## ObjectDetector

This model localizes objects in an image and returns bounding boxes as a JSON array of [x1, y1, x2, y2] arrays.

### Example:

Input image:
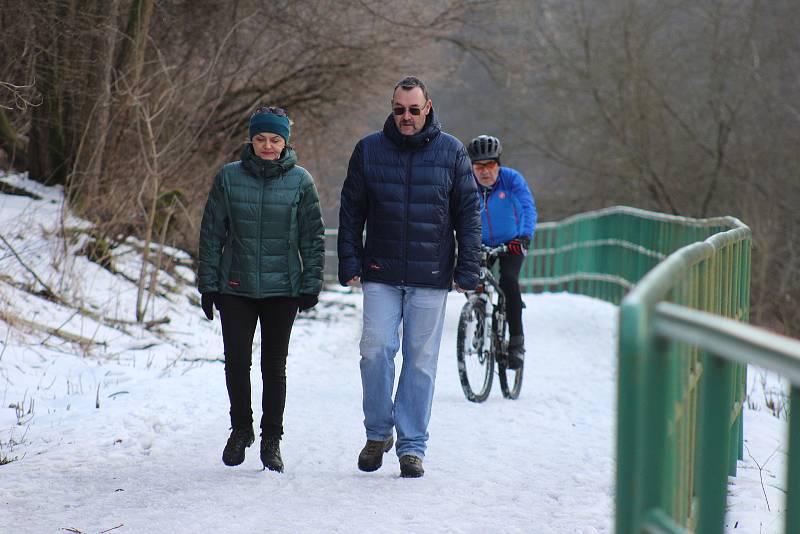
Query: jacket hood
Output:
[[382, 107, 442, 148], [240, 143, 297, 180]]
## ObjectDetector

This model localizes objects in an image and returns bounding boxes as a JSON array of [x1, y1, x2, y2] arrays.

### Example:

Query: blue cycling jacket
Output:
[[478, 166, 537, 246]]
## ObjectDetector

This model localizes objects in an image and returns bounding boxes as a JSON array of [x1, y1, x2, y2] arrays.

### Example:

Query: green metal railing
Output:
[[612, 216, 751, 534], [324, 205, 800, 532], [522, 206, 800, 533], [516, 206, 751, 531], [521, 206, 735, 304]]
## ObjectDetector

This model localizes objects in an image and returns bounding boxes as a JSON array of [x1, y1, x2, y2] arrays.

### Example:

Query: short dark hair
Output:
[[393, 75, 429, 101]]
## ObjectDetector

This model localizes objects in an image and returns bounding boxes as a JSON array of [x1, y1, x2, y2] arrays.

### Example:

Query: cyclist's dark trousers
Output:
[[218, 294, 298, 438], [499, 253, 525, 338]]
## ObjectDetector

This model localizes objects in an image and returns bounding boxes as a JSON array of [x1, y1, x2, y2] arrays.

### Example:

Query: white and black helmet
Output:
[[467, 135, 502, 162]]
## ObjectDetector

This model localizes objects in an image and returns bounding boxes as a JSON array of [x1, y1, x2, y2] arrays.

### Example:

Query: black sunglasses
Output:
[[392, 105, 425, 116], [252, 106, 287, 117]]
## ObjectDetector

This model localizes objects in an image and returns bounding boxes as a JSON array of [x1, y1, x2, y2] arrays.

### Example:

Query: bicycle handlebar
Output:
[[481, 244, 508, 260]]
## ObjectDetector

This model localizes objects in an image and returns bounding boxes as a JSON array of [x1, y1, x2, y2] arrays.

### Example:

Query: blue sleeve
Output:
[[337, 142, 367, 285], [509, 168, 537, 238]]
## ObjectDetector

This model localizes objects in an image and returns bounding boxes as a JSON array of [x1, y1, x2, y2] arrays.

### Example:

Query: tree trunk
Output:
[[71, 0, 121, 204], [27, 0, 75, 186], [115, 0, 155, 90], [0, 109, 28, 170]]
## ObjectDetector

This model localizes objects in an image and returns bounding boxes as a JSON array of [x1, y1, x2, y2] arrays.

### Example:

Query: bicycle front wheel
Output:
[[456, 297, 494, 402]]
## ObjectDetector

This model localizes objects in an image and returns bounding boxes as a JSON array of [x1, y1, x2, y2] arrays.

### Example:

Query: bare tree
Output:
[[475, 0, 800, 334], [1, 0, 497, 321]]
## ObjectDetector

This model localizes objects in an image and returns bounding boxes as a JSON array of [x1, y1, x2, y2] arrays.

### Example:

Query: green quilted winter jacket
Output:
[[198, 144, 325, 298]]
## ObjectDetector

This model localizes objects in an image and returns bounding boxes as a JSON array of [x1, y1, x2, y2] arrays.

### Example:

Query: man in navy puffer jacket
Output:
[[338, 76, 481, 478]]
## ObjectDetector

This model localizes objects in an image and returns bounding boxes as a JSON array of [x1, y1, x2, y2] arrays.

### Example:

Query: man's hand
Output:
[[201, 292, 219, 320], [507, 236, 530, 256], [453, 282, 467, 293], [347, 276, 361, 286]]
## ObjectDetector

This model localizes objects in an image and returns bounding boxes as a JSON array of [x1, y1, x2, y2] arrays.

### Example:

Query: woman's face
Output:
[[251, 132, 286, 160]]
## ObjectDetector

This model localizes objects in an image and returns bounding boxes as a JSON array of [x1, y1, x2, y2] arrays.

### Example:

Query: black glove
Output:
[[201, 292, 219, 320], [507, 236, 530, 256], [298, 293, 319, 312]]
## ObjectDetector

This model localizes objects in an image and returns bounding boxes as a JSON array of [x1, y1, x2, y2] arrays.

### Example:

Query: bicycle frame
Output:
[[471, 245, 509, 358]]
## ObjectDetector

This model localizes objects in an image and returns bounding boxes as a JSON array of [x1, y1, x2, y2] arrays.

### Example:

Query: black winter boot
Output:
[[507, 335, 525, 370], [260, 436, 284, 473], [222, 427, 255, 466], [358, 435, 394, 472]]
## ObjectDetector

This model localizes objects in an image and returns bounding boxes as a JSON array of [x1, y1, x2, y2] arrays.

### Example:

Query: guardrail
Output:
[[613, 217, 751, 533], [639, 303, 800, 533]]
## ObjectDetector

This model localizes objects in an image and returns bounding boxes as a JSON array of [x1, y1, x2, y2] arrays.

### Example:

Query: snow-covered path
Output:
[[2, 292, 618, 534]]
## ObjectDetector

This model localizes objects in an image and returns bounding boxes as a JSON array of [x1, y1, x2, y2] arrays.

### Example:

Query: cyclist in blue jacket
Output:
[[467, 135, 537, 369]]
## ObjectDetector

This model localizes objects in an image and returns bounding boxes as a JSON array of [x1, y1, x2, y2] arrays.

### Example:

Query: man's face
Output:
[[472, 159, 500, 187], [391, 87, 431, 136]]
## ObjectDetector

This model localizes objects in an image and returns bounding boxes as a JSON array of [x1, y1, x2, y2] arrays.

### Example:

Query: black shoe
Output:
[[358, 435, 394, 472], [507, 335, 525, 370], [399, 455, 424, 478], [507, 346, 524, 370], [222, 427, 255, 466], [260, 436, 284, 473]]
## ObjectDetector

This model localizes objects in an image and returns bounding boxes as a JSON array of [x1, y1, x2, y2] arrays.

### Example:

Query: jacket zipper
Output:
[[402, 151, 413, 285], [483, 187, 494, 245], [257, 168, 265, 295]]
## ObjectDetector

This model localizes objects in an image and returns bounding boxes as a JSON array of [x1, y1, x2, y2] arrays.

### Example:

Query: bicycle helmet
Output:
[[467, 135, 502, 162]]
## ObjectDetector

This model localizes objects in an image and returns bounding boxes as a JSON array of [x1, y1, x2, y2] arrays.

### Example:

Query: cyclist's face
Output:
[[472, 159, 500, 187]]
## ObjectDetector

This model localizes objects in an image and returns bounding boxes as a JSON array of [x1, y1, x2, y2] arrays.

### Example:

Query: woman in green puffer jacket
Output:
[[198, 106, 325, 473]]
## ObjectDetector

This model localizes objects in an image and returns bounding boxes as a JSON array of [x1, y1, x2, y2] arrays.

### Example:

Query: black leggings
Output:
[[218, 294, 298, 438], [498, 253, 525, 338]]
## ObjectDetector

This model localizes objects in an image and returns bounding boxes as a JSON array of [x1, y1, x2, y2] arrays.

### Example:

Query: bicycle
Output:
[[456, 244, 524, 402]]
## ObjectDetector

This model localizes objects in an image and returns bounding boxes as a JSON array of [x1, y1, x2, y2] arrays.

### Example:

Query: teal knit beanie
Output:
[[249, 112, 291, 142]]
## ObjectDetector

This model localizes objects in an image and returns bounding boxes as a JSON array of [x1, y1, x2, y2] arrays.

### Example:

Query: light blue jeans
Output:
[[360, 282, 449, 459]]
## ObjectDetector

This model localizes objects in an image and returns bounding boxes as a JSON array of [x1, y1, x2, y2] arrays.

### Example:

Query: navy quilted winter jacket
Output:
[[337, 110, 481, 290]]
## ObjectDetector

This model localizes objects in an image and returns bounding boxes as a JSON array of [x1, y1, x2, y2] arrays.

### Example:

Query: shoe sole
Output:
[[357, 436, 394, 472], [263, 462, 284, 473]]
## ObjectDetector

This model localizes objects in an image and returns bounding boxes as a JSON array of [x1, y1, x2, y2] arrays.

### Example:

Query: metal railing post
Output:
[[787, 386, 800, 532], [694, 351, 731, 534]]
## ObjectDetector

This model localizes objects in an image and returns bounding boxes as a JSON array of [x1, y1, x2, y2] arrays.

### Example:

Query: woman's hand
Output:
[[299, 294, 319, 312], [201, 292, 219, 320]]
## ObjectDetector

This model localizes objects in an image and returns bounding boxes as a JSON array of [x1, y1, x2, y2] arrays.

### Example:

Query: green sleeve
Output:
[[198, 169, 227, 293], [297, 175, 325, 295]]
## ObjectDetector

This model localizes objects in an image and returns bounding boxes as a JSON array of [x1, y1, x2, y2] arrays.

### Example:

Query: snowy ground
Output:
[[0, 173, 789, 533]]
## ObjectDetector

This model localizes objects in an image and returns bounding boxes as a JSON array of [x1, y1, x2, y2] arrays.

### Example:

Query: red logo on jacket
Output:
[[498, 191, 507, 199], [228, 280, 241, 288], [368, 262, 381, 271]]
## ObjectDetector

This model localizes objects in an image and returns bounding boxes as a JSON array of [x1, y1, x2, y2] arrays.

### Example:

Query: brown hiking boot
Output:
[[357, 435, 394, 472], [399, 455, 424, 478]]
